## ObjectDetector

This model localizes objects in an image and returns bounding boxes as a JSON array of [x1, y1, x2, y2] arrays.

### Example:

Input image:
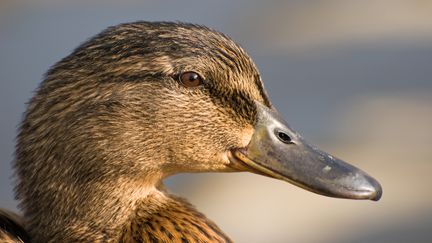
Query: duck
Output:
[[0, 21, 382, 242]]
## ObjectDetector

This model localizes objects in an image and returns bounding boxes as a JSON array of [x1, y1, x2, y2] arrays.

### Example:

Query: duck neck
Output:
[[26, 176, 233, 242], [25, 174, 164, 242]]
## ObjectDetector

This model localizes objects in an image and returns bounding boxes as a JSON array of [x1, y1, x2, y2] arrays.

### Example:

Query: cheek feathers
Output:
[[238, 125, 254, 148]]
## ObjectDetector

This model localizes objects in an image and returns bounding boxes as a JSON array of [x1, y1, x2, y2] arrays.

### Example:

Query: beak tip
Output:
[[345, 173, 382, 201], [370, 182, 383, 201], [364, 177, 383, 201]]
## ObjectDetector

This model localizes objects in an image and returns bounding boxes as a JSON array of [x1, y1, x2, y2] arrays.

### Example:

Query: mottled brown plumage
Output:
[[2, 21, 269, 242], [121, 191, 231, 242], [1, 20, 382, 242], [0, 210, 28, 242]]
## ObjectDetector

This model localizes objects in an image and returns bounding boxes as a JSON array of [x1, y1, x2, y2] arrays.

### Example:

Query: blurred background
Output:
[[1, 0, 431, 242]]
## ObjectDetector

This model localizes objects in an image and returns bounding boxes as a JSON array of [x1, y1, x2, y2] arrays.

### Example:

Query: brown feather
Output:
[[10, 21, 270, 242], [121, 192, 232, 243], [0, 209, 28, 242]]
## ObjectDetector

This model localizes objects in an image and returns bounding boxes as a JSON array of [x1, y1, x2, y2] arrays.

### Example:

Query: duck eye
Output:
[[179, 71, 203, 87]]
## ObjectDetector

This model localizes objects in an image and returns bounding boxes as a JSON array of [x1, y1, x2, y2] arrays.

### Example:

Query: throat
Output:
[[26, 179, 160, 242], [26, 178, 232, 242], [70, 183, 160, 241]]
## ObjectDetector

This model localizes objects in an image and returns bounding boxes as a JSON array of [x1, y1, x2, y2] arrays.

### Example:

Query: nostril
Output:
[[276, 131, 293, 144]]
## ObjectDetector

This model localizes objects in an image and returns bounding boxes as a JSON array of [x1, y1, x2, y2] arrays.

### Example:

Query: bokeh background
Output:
[[1, 1, 431, 242]]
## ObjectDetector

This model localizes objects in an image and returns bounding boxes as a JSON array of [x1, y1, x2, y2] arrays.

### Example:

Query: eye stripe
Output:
[[206, 84, 257, 124]]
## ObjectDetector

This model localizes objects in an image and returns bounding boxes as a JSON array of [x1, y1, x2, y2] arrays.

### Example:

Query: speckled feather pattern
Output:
[[0, 210, 28, 242], [121, 192, 232, 243], [3, 21, 271, 242]]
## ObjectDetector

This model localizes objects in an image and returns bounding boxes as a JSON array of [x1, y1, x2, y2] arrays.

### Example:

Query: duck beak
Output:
[[229, 103, 382, 201]]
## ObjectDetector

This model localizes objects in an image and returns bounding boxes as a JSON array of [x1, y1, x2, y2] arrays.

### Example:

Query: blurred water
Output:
[[1, 1, 431, 242]]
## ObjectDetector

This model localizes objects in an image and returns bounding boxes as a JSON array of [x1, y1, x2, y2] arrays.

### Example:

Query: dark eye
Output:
[[276, 130, 293, 144], [179, 71, 203, 87]]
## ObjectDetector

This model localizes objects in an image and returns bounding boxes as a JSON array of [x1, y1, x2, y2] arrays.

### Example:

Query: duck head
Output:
[[16, 22, 381, 228]]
